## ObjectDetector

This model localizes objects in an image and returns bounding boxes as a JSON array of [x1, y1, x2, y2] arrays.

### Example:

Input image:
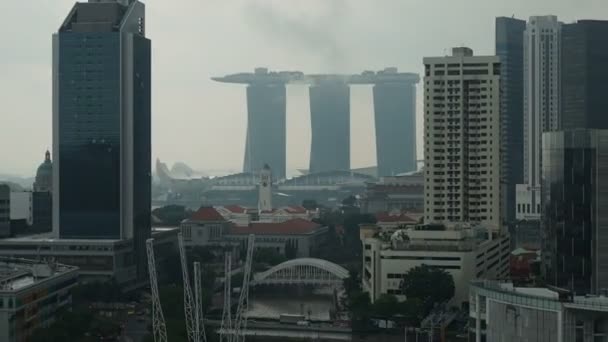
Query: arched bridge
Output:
[[252, 258, 349, 287]]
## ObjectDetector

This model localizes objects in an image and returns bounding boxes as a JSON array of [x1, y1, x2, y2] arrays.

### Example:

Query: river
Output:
[[246, 288, 337, 321]]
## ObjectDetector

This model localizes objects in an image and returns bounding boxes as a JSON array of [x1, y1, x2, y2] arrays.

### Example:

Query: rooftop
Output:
[[223, 205, 247, 214], [189, 207, 226, 222], [0, 257, 78, 293], [375, 211, 418, 224], [213, 68, 419, 85], [230, 219, 323, 236]]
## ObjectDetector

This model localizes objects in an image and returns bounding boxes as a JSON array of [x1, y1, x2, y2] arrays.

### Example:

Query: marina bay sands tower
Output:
[[309, 79, 351, 173], [213, 68, 292, 179], [214, 68, 419, 179]]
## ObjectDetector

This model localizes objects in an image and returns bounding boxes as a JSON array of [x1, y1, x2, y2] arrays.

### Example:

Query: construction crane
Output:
[[231, 234, 255, 342], [193, 261, 207, 342], [178, 233, 197, 342], [220, 253, 232, 342], [146, 238, 168, 342]]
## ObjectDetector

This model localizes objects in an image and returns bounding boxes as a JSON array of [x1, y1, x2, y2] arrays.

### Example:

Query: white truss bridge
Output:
[[251, 258, 349, 287]]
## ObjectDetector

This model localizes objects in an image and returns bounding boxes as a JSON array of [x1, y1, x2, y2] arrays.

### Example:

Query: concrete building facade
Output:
[[470, 280, 608, 342], [360, 171, 424, 214], [0, 228, 177, 286], [516, 15, 562, 221], [0, 258, 79, 342], [423, 47, 502, 232], [181, 207, 328, 258], [361, 224, 510, 305]]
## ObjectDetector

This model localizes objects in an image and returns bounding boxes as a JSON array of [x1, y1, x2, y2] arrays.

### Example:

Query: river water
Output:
[[246, 291, 336, 321]]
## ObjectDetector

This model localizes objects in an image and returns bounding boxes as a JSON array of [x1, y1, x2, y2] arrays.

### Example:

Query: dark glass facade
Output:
[[54, 0, 151, 279], [496, 17, 526, 224], [542, 130, 608, 294], [58, 33, 122, 239], [373, 82, 417, 177], [561, 20, 608, 130], [244, 85, 287, 179], [33, 192, 53, 232], [309, 83, 350, 173], [132, 35, 152, 280]]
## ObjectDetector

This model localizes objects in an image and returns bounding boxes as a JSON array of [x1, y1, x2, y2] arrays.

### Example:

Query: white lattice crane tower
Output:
[[232, 234, 255, 342], [178, 233, 197, 342], [220, 252, 232, 342], [146, 238, 168, 342]]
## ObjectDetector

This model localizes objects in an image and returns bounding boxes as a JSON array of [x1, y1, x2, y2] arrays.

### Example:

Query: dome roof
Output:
[[34, 151, 52, 192], [36, 151, 53, 177]]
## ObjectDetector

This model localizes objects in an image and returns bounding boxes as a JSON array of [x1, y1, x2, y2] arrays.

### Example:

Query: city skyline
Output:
[[1, 0, 607, 176]]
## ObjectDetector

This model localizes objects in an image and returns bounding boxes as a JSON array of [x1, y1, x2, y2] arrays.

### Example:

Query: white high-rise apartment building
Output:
[[423, 48, 502, 233], [516, 16, 561, 220]]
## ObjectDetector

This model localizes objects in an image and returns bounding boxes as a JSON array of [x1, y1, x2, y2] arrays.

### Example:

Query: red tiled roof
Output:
[[225, 205, 247, 214], [375, 212, 417, 223], [284, 206, 307, 214], [190, 207, 225, 222], [229, 219, 321, 235]]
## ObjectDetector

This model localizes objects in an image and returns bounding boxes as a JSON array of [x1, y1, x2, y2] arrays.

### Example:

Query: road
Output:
[[120, 305, 150, 342]]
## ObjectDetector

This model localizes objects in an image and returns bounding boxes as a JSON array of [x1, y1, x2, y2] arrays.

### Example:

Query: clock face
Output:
[[262, 182, 268, 187]]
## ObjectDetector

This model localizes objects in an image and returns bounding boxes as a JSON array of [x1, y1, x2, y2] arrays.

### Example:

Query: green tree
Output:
[[254, 247, 286, 266], [302, 199, 319, 210], [343, 269, 361, 294], [372, 294, 400, 317], [400, 265, 455, 315], [152, 205, 192, 226], [342, 213, 376, 261]]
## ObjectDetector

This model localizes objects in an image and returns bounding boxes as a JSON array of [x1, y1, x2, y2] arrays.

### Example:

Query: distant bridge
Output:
[[251, 258, 349, 287]]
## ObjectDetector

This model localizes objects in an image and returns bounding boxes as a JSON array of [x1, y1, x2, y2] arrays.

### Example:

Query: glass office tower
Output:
[[53, 0, 151, 278], [496, 17, 526, 224], [542, 130, 608, 294]]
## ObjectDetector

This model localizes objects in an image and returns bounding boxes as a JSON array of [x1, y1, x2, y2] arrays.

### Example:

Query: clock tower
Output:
[[258, 164, 273, 213]]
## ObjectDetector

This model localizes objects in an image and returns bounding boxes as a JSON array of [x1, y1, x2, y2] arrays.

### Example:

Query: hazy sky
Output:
[[0, 0, 606, 176]]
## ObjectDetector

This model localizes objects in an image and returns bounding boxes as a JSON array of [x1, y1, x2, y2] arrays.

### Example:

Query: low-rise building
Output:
[[374, 211, 420, 230], [0, 228, 178, 286], [9, 191, 32, 227], [181, 207, 328, 258], [258, 206, 318, 223], [470, 280, 608, 342], [0, 257, 78, 342], [361, 224, 510, 305], [361, 171, 424, 214]]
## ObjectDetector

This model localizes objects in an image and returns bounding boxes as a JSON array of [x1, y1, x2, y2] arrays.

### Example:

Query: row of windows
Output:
[[381, 256, 461, 261], [517, 203, 540, 214]]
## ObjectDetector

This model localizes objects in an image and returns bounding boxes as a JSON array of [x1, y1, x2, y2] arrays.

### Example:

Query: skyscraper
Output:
[[423, 48, 502, 233], [372, 69, 419, 177], [0, 185, 9, 238], [309, 81, 350, 173], [495, 17, 525, 224], [244, 81, 287, 180], [561, 20, 608, 130], [53, 0, 151, 277], [516, 16, 561, 221], [542, 129, 608, 294]]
